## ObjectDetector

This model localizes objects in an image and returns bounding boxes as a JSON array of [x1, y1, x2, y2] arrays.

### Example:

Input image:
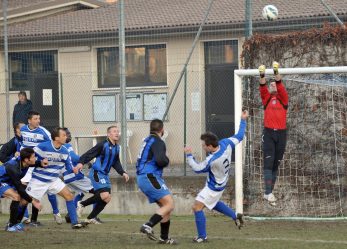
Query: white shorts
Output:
[[196, 186, 224, 210], [21, 167, 34, 183], [67, 178, 93, 194], [26, 178, 66, 201]]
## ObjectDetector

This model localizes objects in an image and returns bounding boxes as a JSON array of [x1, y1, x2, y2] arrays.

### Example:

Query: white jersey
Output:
[[20, 125, 51, 148], [187, 119, 246, 191], [32, 141, 73, 183]]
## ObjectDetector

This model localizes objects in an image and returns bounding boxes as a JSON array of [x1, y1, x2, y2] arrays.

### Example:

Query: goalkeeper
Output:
[[258, 62, 288, 206]]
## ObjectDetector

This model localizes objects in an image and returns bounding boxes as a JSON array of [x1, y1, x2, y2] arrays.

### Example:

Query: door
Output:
[[9, 51, 59, 131], [30, 73, 59, 131], [205, 64, 237, 139]]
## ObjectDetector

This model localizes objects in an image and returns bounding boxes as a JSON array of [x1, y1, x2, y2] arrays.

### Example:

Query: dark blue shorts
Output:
[[89, 168, 111, 191], [137, 174, 171, 203], [0, 182, 14, 198]]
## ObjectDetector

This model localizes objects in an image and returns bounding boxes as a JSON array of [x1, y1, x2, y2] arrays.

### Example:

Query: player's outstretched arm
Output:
[[226, 110, 248, 147], [273, 61, 288, 104], [273, 61, 281, 82], [184, 146, 211, 173], [259, 65, 266, 85]]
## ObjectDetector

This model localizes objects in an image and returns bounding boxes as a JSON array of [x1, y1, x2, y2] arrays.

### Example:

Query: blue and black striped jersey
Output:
[[78, 139, 125, 176], [136, 134, 169, 176]]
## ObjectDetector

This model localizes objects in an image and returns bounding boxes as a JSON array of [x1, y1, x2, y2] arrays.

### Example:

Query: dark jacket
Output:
[[13, 99, 33, 124], [0, 136, 22, 163], [0, 158, 35, 203]]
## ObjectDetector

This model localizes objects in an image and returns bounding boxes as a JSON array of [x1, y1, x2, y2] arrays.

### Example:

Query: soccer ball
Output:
[[262, 5, 278, 21]]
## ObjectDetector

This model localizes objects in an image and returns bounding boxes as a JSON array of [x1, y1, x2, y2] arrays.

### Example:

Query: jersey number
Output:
[[223, 159, 230, 174]]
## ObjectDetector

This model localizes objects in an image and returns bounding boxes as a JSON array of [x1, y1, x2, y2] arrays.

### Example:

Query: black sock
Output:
[[16, 205, 27, 223], [81, 193, 102, 207], [146, 213, 163, 228], [87, 200, 107, 219], [160, 220, 170, 240], [31, 206, 39, 222], [9, 201, 20, 226]]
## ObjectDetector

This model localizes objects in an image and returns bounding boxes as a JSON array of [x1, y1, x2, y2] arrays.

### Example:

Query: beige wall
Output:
[[0, 33, 242, 165]]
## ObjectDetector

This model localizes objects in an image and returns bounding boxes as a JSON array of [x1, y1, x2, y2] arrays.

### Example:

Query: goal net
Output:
[[235, 67, 347, 218]]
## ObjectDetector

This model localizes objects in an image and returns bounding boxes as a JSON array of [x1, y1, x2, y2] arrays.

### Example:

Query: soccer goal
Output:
[[234, 66, 347, 218]]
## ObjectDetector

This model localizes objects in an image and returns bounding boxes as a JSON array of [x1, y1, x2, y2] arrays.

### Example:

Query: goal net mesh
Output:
[[242, 72, 347, 217]]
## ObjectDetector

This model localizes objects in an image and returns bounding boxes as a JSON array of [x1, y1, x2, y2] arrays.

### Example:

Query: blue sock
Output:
[[194, 210, 207, 239], [74, 193, 85, 208], [47, 194, 59, 214], [18, 205, 29, 219], [24, 207, 29, 218], [66, 200, 78, 225], [213, 201, 236, 220]]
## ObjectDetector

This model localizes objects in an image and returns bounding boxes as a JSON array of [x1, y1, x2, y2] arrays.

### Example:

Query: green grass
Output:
[[1, 214, 347, 249]]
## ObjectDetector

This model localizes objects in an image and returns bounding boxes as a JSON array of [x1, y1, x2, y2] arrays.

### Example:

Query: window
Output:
[[9, 51, 57, 91], [97, 44, 167, 88], [204, 40, 238, 65]]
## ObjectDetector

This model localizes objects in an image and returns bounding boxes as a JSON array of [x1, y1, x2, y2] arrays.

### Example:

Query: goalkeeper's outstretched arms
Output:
[[273, 61, 288, 105], [259, 64, 266, 85], [259, 64, 270, 105]]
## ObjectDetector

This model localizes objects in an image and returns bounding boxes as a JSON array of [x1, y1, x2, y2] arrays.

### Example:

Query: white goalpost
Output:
[[234, 66, 347, 216]]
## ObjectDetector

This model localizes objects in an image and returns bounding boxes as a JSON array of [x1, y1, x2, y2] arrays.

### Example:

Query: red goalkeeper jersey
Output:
[[259, 80, 288, 130]]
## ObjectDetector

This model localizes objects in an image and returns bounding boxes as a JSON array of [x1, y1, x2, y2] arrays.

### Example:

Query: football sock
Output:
[[47, 194, 59, 214], [194, 210, 207, 239], [31, 206, 39, 222], [271, 169, 278, 192], [24, 206, 29, 218], [74, 193, 85, 208], [66, 200, 78, 225], [80, 193, 101, 207], [264, 169, 273, 195], [9, 201, 20, 226], [87, 200, 107, 219], [213, 201, 236, 220], [16, 205, 27, 223], [160, 220, 170, 240], [145, 213, 163, 227]]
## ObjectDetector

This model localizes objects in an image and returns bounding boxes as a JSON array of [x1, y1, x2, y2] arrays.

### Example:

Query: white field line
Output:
[[25, 228, 347, 245]]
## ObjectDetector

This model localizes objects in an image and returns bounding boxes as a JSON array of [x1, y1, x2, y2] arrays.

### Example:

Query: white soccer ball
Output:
[[262, 5, 278, 21]]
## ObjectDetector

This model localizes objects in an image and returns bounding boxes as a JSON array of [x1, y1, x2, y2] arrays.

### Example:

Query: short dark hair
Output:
[[107, 125, 118, 133], [51, 127, 65, 141], [13, 122, 24, 134], [20, 147, 35, 161], [28, 110, 40, 120], [62, 127, 72, 143], [18, 91, 27, 97], [150, 119, 163, 133], [200, 132, 219, 148]]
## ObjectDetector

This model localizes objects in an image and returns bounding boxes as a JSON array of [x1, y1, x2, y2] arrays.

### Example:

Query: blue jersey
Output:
[[186, 119, 247, 191], [136, 134, 169, 176], [0, 158, 33, 202], [0, 164, 11, 183], [20, 125, 51, 148], [0, 136, 23, 163], [62, 143, 84, 183], [33, 141, 73, 182], [79, 140, 125, 176]]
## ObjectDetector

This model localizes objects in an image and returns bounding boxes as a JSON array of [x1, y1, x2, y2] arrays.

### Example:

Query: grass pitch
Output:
[[0, 214, 347, 249]]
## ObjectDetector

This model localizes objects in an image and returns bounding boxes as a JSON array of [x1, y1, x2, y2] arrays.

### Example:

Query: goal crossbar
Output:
[[233, 66, 347, 214]]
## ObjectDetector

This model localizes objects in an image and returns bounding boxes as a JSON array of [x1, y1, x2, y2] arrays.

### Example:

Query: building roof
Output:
[[2, 0, 347, 39], [0, 0, 105, 20]]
